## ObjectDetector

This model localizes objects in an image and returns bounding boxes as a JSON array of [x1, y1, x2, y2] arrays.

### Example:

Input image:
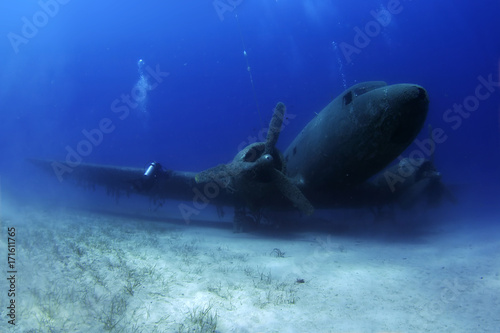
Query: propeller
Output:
[[196, 102, 314, 215], [393, 125, 456, 209]]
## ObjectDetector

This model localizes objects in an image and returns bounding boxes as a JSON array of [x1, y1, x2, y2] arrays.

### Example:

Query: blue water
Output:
[[1, 1, 499, 214], [1, 2, 500, 331]]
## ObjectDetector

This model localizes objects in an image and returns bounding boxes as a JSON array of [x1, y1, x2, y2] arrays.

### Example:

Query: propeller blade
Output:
[[271, 169, 314, 215], [265, 102, 286, 155]]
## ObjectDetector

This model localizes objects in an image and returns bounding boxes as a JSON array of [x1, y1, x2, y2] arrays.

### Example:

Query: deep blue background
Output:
[[1, 0, 499, 217]]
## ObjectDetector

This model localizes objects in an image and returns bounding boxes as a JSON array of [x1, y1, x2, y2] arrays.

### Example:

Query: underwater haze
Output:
[[0, 0, 499, 332]]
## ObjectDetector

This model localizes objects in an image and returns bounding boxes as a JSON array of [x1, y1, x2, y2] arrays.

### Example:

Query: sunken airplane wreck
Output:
[[31, 81, 450, 231]]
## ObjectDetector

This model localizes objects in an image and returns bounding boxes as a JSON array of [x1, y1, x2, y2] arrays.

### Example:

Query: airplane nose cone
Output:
[[387, 84, 429, 145], [418, 87, 427, 100]]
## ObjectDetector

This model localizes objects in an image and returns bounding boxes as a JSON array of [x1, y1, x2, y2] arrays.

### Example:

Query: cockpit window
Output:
[[343, 91, 353, 105]]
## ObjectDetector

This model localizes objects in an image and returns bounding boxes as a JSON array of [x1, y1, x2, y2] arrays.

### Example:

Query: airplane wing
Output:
[[29, 158, 202, 202]]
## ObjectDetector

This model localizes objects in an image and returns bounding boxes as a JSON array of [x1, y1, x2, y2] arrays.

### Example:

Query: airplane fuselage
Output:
[[284, 81, 429, 192]]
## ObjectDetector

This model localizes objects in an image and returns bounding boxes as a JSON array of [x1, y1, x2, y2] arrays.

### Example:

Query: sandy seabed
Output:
[[0, 202, 499, 333]]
